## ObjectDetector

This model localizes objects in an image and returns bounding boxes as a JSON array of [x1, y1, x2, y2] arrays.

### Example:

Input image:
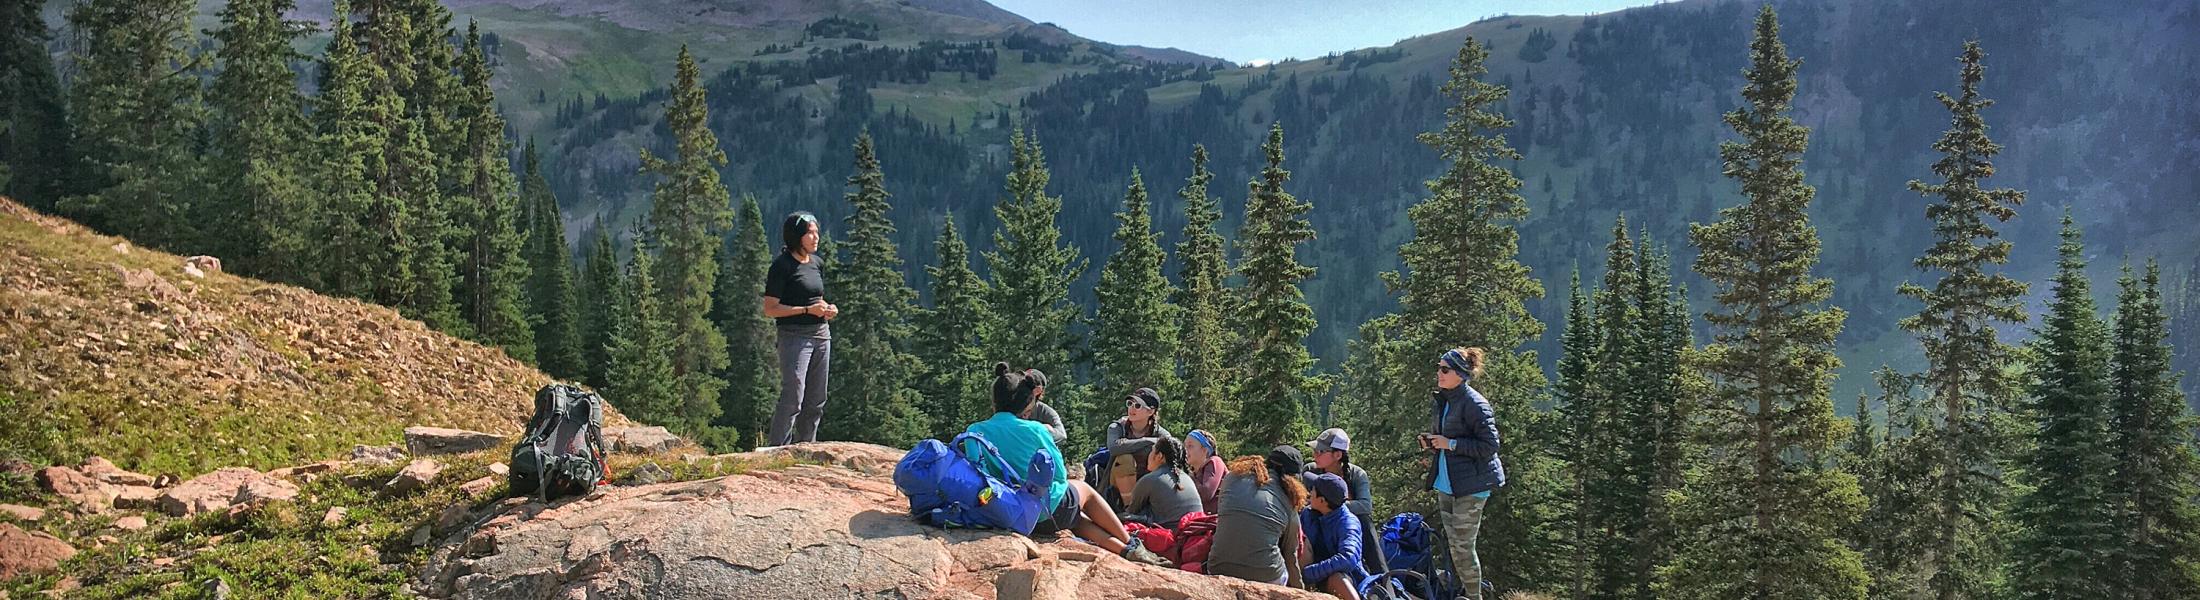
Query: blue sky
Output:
[[986, 0, 1666, 64]]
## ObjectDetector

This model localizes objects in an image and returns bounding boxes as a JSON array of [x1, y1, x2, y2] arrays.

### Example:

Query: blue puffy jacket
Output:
[[1299, 507, 1370, 585], [1431, 385, 1505, 496]]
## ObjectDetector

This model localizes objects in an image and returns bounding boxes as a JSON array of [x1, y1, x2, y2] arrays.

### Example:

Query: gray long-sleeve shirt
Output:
[[1023, 401, 1067, 444], [1127, 465, 1205, 526], [1104, 418, 1171, 463]]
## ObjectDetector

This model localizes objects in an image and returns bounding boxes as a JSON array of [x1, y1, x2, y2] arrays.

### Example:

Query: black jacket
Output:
[[1429, 385, 1505, 496]]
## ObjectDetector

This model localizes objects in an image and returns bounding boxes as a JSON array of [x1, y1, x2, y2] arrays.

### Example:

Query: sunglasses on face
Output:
[[1437, 365, 1456, 375], [1126, 400, 1150, 410]]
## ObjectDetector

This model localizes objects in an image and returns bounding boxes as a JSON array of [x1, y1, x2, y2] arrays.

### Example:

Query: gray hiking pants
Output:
[[767, 330, 830, 446]]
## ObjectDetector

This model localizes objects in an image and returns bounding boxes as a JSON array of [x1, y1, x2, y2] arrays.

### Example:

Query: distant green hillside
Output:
[[41, 0, 2195, 403], [509, 0, 2197, 402]]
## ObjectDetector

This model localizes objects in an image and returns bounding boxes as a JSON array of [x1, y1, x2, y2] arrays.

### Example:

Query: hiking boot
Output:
[[1120, 539, 1173, 568]]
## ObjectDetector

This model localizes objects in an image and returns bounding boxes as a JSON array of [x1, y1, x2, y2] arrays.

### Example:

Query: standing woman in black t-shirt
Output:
[[761, 212, 839, 445]]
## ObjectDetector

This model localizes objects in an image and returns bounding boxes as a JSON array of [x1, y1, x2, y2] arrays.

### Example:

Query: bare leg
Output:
[[1067, 479, 1131, 553], [1322, 573, 1360, 599]]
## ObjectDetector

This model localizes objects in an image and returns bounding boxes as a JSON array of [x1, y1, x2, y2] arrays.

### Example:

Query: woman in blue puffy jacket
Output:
[[1420, 347, 1502, 600]]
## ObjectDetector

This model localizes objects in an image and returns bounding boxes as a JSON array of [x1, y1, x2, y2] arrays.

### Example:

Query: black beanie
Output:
[[1130, 387, 1162, 410], [1267, 444, 1305, 477]]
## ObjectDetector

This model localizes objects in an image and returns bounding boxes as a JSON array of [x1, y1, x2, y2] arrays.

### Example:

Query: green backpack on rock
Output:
[[509, 384, 609, 502]]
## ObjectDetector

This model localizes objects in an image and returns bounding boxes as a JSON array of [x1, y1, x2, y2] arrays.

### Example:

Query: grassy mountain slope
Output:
[[0, 197, 624, 478]]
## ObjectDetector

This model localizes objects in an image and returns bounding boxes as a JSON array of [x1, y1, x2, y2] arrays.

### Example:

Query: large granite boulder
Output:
[[416, 442, 1327, 600]]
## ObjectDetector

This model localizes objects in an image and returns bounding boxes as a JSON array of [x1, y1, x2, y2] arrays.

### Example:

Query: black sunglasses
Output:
[[1437, 365, 1456, 375]]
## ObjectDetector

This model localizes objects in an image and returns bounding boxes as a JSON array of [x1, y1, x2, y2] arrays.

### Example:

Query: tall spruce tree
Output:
[[520, 140, 584, 380], [1227, 123, 1321, 455], [354, 0, 461, 334], [1566, 223, 1693, 600], [0, 0, 76, 209], [207, 0, 313, 284], [1554, 270, 1599, 600], [712, 194, 778, 449], [1582, 220, 1646, 600], [579, 220, 622, 390], [1171, 145, 1234, 433], [62, 0, 206, 249], [641, 46, 732, 425], [1659, 7, 1867, 600], [1897, 41, 2028, 600], [984, 130, 1089, 451], [2106, 262, 2200, 600], [915, 217, 992, 435], [1094, 169, 1180, 403], [453, 21, 533, 361], [1632, 237, 1694, 592], [1377, 37, 1567, 593], [1861, 367, 1940, 599], [2007, 213, 2118, 600], [310, 1, 388, 301], [606, 240, 678, 425], [816, 133, 926, 448]]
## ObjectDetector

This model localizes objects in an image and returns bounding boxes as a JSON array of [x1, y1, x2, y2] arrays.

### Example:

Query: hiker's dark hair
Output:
[[991, 362, 1038, 415], [1334, 449, 1353, 485], [1154, 435, 1189, 491], [781, 211, 818, 255]]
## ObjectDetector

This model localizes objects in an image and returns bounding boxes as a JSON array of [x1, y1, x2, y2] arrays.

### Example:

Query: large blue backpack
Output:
[[893, 432, 1057, 534], [1379, 513, 1459, 600]]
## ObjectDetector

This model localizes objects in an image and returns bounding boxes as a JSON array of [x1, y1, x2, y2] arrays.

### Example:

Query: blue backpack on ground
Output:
[[1360, 568, 1435, 600], [893, 432, 1057, 534], [1379, 513, 1459, 600]]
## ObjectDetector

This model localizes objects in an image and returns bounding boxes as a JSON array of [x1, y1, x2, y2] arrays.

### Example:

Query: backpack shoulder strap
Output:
[[950, 432, 1022, 487]]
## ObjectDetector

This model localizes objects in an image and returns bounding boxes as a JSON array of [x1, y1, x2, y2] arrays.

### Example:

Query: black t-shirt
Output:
[[764, 252, 827, 332]]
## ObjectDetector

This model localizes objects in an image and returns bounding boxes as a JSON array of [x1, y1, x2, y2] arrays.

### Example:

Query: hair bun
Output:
[[994, 362, 1012, 377]]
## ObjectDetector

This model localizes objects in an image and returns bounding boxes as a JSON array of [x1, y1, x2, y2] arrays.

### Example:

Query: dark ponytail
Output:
[[1155, 435, 1188, 491]]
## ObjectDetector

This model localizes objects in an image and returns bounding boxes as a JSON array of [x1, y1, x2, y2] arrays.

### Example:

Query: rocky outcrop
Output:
[[406, 427, 505, 456], [383, 460, 444, 497], [156, 468, 299, 517], [601, 426, 681, 454], [417, 443, 1329, 600], [0, 523, 75, 579]]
